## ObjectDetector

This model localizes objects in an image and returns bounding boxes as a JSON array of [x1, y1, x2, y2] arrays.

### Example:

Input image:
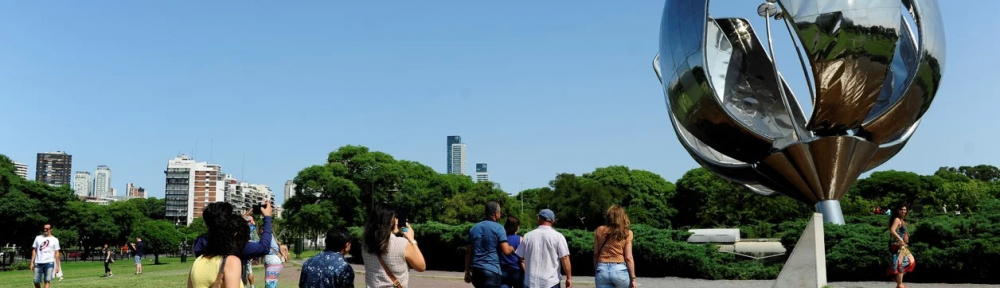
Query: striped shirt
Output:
[[593, 226, 633, 263]]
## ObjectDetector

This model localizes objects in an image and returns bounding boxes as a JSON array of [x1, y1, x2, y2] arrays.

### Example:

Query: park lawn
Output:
[[0, 256, 307, 288]]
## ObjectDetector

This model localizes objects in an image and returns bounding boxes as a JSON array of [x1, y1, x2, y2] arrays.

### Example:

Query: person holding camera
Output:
[[194, 201, 274, 287]]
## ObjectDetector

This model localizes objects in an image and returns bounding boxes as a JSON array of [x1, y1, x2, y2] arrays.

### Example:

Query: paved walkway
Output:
[[277, 260, 999, 288]]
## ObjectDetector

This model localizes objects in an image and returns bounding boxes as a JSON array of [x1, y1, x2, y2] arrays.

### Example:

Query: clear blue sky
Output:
[[0, 1, 994, 205]]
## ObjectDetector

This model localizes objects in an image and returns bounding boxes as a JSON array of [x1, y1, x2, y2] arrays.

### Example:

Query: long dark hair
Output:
[[202, 213, 250, 258], [888, 203, 909, 227], [363, 204, 397, 255]]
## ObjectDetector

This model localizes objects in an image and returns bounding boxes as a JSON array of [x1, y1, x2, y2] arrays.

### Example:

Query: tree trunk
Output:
[[154, 253, 160, 264]]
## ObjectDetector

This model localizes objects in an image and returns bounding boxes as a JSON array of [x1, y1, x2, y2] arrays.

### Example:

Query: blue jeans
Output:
[[595, 263, 630, 288], [33, 262, 55, 284], [500, 266, 523, 288], [471, 268, 502, 288]]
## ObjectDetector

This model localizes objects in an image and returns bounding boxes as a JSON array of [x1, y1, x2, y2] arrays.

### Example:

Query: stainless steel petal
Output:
[[753, 136, 879, 204], [777, 0, 901, 133], [708, 18, 811, 146], [861, 0, 946, 144], [865, 14, 919, 124], [864, 119, 921, 171], [657, 52, 761, 183], [660, 0, 775, 163]]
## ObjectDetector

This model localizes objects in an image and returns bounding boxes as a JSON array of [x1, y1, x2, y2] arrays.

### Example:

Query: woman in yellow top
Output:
[[593, 205, 636, 288], [188, 211, 249, 288]]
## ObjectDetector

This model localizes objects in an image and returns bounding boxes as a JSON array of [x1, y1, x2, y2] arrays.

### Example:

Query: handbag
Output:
[[210, 255, 230, 288], [377, 254, 404, 288]]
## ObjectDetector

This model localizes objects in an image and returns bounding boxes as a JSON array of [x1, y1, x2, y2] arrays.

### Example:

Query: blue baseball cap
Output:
[[538, 209, 555, 222]]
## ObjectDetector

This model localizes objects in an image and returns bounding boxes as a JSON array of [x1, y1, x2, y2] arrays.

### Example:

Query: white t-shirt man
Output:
[[515, 225, 570, 288], [32, 235, 61, 264]]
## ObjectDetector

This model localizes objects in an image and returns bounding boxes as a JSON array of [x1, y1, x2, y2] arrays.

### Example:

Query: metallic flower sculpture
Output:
[[653, 0, 945, 224]]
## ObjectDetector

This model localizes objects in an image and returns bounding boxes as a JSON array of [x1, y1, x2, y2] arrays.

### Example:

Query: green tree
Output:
[[584, 166, 677, 229], [128, 197, 166, 220], [438, 181, 511, 225], [958, 165, 1000, 182], [674, 168, 810, 229], [132, 220, 183, 264], [107, 201, 145, 244]]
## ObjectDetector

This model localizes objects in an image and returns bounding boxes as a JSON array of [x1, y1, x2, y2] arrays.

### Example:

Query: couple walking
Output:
[[465, 202, 636, 288]]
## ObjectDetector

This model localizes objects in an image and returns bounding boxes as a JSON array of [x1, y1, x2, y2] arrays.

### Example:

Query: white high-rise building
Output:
[[476, 163, 489, 182], [284, 180, 296, 203], [73, 171, 92, 197], [164, 154, 224, 226], [94, 165, 112, 198], [13, 161, 28, 179], [450, 143, 467, 175]]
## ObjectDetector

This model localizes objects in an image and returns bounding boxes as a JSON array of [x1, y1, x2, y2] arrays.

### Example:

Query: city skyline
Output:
[[1, 1, 996, 206]]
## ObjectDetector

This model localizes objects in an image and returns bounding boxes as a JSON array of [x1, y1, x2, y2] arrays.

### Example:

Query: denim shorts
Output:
[[595, 262, 630, 288], [134, 256, 142, 265], [33, 262, 55, 284]]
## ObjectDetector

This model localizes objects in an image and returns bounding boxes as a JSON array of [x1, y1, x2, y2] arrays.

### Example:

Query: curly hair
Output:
[[202, 213, 250, 258]]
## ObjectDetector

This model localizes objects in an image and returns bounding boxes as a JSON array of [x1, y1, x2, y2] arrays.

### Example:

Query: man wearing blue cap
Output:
[[515, 209, 572, 288]]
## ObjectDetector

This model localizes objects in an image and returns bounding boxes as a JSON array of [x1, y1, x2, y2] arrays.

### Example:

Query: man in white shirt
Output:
[[515, 209, 572, 288], [31, 223, 61, 288]]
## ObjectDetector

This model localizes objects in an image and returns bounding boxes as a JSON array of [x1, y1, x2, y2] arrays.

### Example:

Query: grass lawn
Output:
[[0, 255, 310, 288]]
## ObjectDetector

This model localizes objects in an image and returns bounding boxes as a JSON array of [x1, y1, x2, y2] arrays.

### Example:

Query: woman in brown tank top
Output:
[[592, 205, 636, 288]]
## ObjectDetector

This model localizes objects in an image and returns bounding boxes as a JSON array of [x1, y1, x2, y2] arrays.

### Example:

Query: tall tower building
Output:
[[284, 180, 297, 203], [35, 151, 72, 185], [94, 165, 112, 198], [73, 171, 92, 197], [164, 154, 224, 226], [450, 143, 467, 175], [476, 163, 489, 182], [13, 161, 28, 179], [447, 136, 462, 174]]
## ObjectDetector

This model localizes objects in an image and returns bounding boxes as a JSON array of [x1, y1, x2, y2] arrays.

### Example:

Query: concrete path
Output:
[[277, 260, 999, 288]]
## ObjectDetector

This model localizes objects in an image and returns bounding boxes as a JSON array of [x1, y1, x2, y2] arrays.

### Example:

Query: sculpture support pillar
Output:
[[815, 200, 845, 225]]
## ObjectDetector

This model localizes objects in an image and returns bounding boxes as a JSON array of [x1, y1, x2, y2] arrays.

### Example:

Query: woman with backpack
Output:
[[592, 205, 636, 288]]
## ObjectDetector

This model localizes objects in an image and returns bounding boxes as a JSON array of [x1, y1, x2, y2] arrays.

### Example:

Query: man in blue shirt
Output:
[[465, 201, 515, 288], [300, 227, 355, 288], [192, 201, 273, 283]]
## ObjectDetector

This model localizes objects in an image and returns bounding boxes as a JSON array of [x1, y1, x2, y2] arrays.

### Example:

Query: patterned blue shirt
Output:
[[299, 251, 354, 288]]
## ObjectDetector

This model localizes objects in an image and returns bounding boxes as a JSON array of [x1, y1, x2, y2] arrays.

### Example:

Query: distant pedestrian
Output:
[[500, 216, 525, 288], [362, 204, 426, 288], [593, 205, 636, 288], [131, 237, 145, 275], [887, 204, 915, 288], [464, 201, 515, 288], [516, 209, 572, 288], [103, 243, 115, 277], [300, 227, 355, 288], [31, 223, 61, 288]]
